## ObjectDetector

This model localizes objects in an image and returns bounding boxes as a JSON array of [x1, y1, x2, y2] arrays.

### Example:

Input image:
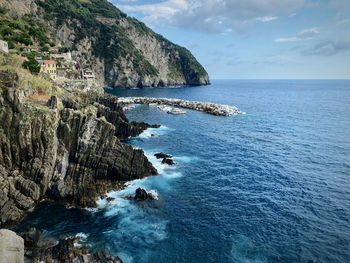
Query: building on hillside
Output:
[[0, 40, 8, 53], [82, 70, 95, 80], [24, 47, 38, 53], [39, 60, 57, 81]]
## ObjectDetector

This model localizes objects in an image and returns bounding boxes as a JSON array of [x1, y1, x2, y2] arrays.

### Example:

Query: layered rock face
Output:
[[0, 70, 157, 227]]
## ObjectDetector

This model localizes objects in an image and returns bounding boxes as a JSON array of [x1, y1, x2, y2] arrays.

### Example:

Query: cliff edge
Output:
[[0, 53, 158, 227]]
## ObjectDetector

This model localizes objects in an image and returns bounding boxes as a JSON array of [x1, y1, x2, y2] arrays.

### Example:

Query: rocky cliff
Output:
[[0, 54, 158, 227], [0, 0, 210, 88]]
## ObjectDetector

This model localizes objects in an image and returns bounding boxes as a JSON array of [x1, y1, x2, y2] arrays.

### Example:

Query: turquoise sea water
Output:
[[17, 80, 350, 262]]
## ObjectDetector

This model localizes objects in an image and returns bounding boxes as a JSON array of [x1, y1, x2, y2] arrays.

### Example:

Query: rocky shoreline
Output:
[[118, 97, 245, 116], [0, 64, 161, 261], [0, 228, 123, 263]]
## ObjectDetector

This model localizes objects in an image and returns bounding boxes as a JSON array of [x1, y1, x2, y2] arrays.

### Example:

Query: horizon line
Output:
[[209, 78, 350, 80]]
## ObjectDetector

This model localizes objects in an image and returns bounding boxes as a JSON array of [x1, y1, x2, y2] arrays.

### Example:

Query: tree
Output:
[[22, 54, 41, 74], [41, 45, 50, 52], [8, 41, 15, 49]]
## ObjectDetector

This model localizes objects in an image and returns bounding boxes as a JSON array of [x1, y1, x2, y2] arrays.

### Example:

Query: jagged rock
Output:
[[47, 95, 59, 109], [154, 153, 173, 159], [0, 71, 158, 227], [131, 121, 160, 131], [18, 229, 123, 263], [162, 158, 176, 166], [0, 229, 24, 263], [134, 188, 154, 201], [94, 100, 160, 140], [20, 227, 42, 248], [75, 251, 123, 263], [51, 237, 88, 260]]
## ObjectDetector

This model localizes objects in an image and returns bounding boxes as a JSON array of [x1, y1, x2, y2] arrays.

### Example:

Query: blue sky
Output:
[[111, 0, 350, 79]]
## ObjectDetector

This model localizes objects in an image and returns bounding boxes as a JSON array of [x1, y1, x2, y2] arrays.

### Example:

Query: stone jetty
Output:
[[118, 97, 245, 116]]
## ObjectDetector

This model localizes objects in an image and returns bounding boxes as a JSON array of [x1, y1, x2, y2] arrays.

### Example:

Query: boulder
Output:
[[20, 227, 42, 248], [154, 153, 173, 159], [162, 158, 176, 166], [0, 229, 24, 263], [106, 197, 115, 202], [134, 188, 154, 201]]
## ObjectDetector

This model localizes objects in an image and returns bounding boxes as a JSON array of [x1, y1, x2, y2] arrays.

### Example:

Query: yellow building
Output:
[[40, 60, 57, 81]]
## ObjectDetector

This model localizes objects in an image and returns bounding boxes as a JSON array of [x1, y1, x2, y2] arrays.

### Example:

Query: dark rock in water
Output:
[[106, 197, 115, 202], [78, 251, 123, 263], [50, 237, 85, 260], [162, 158, 176, 166], [154, 153, 173, 159], [20, 227, 42, 248], [19, 229, 122, 263], [131, 121, 160, 131], [134, 188, 154, 201]]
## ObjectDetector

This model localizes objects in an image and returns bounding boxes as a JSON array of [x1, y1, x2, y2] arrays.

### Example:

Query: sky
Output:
[[111, 0, 350, 79]]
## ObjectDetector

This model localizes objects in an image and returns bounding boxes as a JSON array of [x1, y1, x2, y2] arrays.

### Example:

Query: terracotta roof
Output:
[[43, 60, 56, 64]]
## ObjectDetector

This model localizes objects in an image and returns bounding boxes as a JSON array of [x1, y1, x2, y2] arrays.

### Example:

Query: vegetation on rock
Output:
[[0, 14, 54, 49], [22, 53, 41, 74]]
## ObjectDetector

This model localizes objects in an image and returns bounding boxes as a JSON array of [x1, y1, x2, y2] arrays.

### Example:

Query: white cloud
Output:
[[275, 37, 300, 43], [117, 0, 306, 33], [301, 40, 350, 56], [117, 0, 188, 25], [255, 16, 278, 22], [275, 27, 319, 42], [337, 18, 350, 25]]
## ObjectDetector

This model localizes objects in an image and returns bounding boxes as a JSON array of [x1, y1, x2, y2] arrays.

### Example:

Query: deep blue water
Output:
[[17, 80, 350, 263]]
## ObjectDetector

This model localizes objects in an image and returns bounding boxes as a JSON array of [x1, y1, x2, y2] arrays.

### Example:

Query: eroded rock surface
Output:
[[0, 71, 158, 227]]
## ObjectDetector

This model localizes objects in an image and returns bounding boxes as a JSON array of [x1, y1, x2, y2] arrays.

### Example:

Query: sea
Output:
[[15, 80, 350, 263]]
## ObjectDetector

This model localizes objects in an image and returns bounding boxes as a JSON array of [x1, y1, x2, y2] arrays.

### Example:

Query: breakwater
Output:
[[117, 97, 245, 116]]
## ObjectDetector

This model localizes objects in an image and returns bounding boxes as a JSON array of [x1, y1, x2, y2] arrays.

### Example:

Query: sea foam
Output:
[[138, 126, 173, 139]]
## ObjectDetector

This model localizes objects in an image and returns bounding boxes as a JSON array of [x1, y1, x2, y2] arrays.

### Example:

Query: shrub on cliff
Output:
[[22, 54, 41, 75]]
